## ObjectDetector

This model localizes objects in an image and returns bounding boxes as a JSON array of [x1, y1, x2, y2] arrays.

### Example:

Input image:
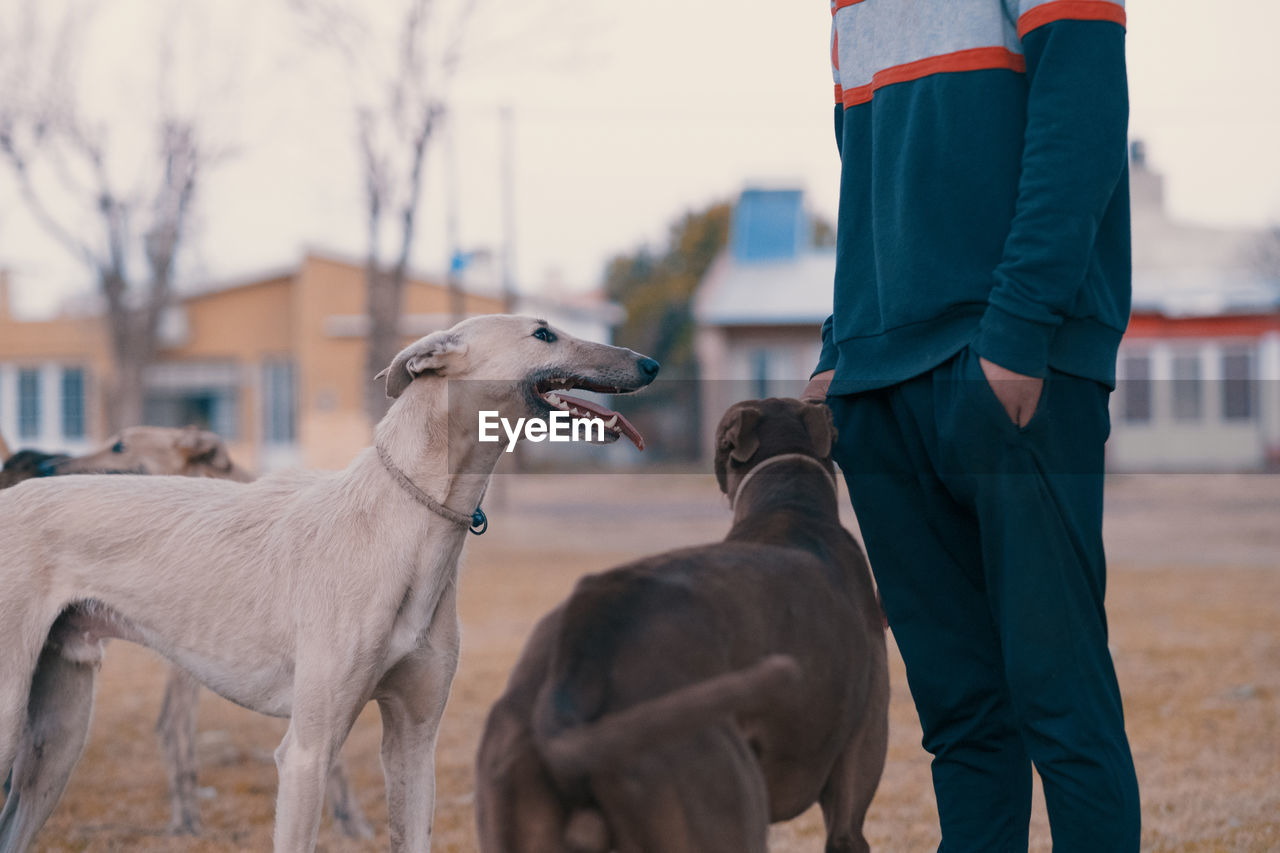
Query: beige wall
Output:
[[156, 276, 295, 466], [292, 255, 505, 469]]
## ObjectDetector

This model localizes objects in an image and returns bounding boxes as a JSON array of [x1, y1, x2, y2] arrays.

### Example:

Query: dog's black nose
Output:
[[38, 460, 60, 477], [638, 357, 660, 379]]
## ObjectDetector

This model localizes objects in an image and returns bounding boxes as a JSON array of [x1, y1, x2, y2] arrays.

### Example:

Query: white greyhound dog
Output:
[[29, 426, 370, 840], [0, 315, 658, 852]]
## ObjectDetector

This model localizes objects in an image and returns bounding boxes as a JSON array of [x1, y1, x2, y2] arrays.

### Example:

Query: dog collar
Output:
[[376, 445, 488, 535], [730, 453, 839, 510]]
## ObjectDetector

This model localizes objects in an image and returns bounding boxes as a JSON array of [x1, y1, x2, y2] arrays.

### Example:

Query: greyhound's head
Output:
[[713, 397, 836, 496], [377, 315, 660, 449], [40, 426, 255, 482]]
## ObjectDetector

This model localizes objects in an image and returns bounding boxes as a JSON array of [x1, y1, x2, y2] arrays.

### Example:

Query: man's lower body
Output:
[[828, 346, 1140, 852]]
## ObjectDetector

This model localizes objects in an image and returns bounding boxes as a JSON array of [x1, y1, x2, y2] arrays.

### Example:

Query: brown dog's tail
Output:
[[538, 654, 801, 781]]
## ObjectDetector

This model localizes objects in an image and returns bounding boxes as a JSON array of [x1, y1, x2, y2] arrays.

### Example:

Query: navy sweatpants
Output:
[[828, 346, 1140, 852]]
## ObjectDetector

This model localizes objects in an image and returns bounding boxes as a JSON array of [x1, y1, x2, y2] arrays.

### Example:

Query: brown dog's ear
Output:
[[720, 406, 761, 464], [713, 403, 763, 491], [800, 401, 836, 459], [176, 427, 233, 472], [375, 331, 468, 399]]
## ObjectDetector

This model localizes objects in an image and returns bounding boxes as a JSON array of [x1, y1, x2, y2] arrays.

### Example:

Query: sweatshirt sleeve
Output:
[[817, 27, 845, 380], [813, 314, 838, 377], [973, 2, 1129, 378]]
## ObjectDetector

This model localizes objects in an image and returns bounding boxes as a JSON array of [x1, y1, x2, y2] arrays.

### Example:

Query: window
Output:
[[62, 368, 86, 440], [1120, 352, 1152, 424], [1170, 353, 1202, 422], [18, 369, 40, 439], [144, 390, 239, 439], [751, 350, 769, 399], [262, 360, 297, 444], [143, 361, 241, 440], [1222, 349, 1255, 421]]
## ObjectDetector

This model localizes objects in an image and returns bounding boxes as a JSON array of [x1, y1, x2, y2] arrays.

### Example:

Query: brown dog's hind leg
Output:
[[591, 725, 768, 853], [818, 662, 889, 853], [0, 647, 98, 853], [476, 705, 568, 853]]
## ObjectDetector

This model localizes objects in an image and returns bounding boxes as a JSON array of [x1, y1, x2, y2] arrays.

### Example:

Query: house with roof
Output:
[[694, 153, 1280, 470], [693, 188, 834, 457], [1110, 145, 1280, 471], [0, 251, 621, 471]]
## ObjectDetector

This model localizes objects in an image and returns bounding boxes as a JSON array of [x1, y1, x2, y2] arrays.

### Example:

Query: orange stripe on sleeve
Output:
[[835, 83, 844, 105], [841, 47, 1026, 108], [1017, 1, 1126, 38], [831, 0, 869, 15]]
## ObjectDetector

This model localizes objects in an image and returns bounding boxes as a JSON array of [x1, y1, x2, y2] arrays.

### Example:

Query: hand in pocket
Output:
[[801, 369, 835, 402], [978, 357, 1044, 428]]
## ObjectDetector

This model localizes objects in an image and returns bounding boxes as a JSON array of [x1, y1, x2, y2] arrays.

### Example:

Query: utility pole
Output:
[[445, 111, 466, 324], [493, 104, 522, 494], [500, 104, 518, 314]]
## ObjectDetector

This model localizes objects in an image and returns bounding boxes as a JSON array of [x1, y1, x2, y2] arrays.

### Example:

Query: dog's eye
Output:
[[111, 441, 125, 454], [532, 327, 557, 343]]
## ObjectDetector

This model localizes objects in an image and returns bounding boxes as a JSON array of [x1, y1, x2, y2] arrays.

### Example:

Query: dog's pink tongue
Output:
[[556, 393, 646, 451]]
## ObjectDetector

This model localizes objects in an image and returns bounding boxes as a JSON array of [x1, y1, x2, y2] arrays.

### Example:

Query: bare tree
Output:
[[293, 0, 610, 425], [292, 0, 479, 425], [0, 4, 217, 431]]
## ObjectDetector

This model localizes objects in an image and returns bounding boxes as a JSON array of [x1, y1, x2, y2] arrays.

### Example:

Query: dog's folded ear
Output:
[[719, 405, 761, 464], [176, 427, 234, 472], [800, 401, 836, 459], [714, 404, 763, 491], [376, 331, 469, 399]]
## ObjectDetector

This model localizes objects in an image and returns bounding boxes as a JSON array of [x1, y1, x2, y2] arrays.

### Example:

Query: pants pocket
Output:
[[936, 347, 1050, 479], [966, 348, 1050, 436]]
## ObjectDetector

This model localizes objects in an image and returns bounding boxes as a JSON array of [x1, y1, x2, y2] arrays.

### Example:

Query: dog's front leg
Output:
[[376, 586, 461, 853], [272, 675, 363, 853]]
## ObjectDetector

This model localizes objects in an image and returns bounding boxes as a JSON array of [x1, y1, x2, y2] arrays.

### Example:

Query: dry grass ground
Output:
[[18, 472, 1280, 851]]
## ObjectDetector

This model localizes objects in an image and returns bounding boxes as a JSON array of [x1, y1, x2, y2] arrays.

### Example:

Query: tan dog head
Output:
[[43, 426, 254, 482], [376, 314, 661, 450], [714, 397, 836, 496]]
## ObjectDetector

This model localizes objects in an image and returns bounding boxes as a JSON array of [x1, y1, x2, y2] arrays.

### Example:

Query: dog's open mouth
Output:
[[533, 377, 647, 450]]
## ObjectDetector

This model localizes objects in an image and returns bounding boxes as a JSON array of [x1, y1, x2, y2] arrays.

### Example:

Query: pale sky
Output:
[[2, 0, 1278, 317]]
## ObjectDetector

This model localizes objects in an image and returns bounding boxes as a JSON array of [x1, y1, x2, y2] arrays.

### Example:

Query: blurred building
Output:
[[694, 154, 1280, 470], [693, 187, 833, 457], [0, 270, 108, 460], [0, 252, 619, 471], [1109, 145, 1280, 471]]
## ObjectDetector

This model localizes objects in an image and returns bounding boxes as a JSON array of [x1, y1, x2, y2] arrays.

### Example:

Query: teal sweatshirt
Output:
[[815, 0, 1131, 393]]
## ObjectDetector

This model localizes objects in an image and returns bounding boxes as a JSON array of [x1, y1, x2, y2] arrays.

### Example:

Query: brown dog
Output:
[[2, 426, 371, 840], [475, 397, 888, 853]]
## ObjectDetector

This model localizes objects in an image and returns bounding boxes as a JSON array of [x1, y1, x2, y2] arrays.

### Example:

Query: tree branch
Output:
[[0, 130, 101, 268]]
